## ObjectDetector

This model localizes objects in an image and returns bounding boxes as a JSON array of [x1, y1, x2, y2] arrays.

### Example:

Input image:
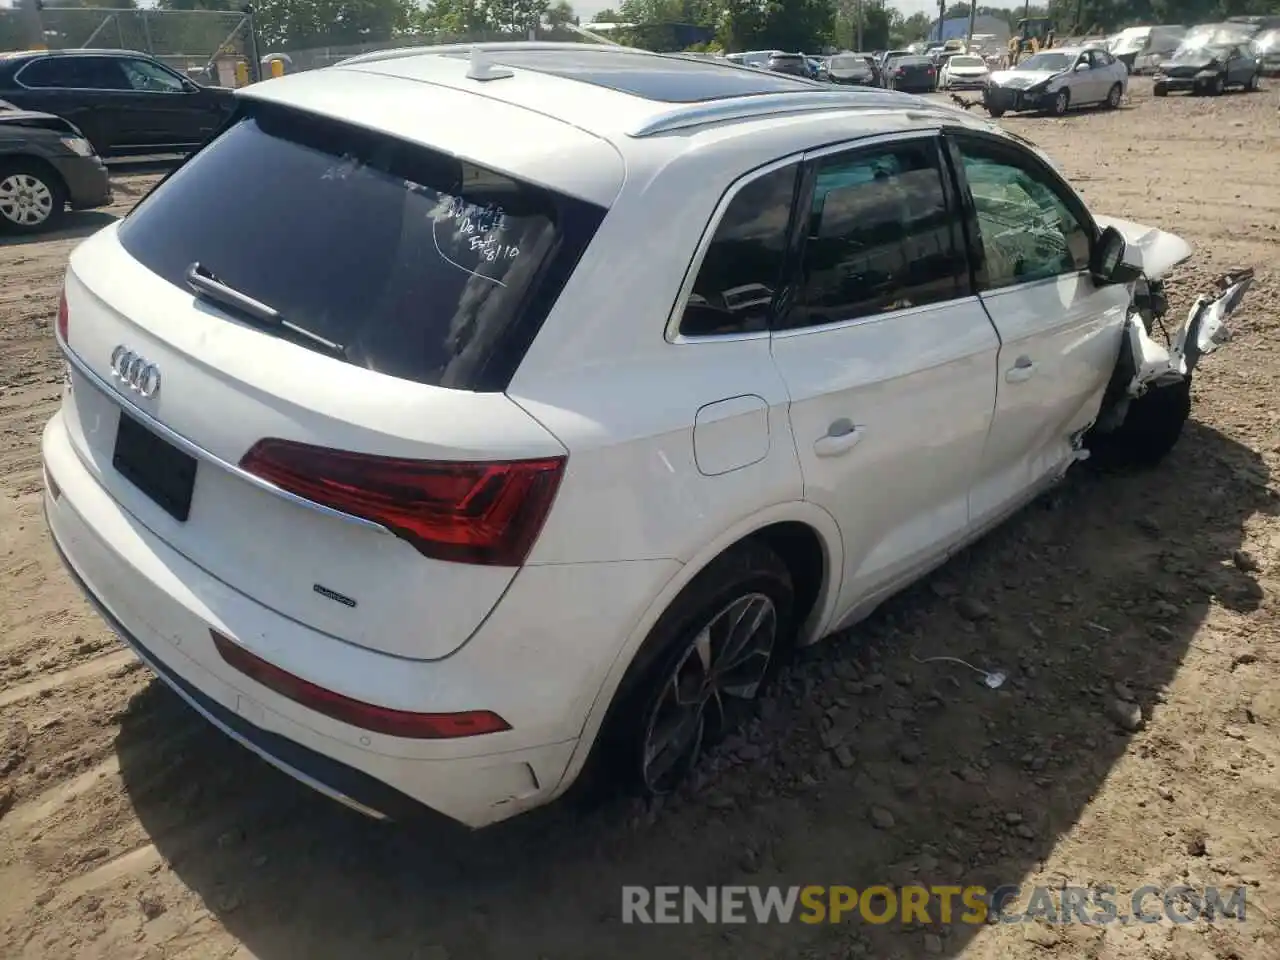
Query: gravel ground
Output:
[[2, 79, 1280, 960]]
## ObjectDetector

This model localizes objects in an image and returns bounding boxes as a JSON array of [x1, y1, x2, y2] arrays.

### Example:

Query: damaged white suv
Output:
[[41, 43, 1253, 829]]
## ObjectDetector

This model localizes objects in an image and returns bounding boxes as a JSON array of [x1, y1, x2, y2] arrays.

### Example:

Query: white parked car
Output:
[[940, 53, 991, 88], [985, 45, 1129, 116], [42, 43, 1253, 829]]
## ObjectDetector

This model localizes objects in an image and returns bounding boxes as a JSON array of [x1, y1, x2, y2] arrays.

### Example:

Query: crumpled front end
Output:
[[1125, 268, 1256, 396]]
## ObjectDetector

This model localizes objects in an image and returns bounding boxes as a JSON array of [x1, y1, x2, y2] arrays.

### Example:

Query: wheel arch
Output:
[[549, 500, 844, 800], [0, 152, 69, 195]]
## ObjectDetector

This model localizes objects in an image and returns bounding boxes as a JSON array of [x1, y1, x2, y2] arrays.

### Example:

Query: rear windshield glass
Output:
[[116, 102, 605, 392]]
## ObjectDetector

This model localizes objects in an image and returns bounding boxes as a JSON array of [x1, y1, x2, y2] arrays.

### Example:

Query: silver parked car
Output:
[[984, 45, 1129, 117]]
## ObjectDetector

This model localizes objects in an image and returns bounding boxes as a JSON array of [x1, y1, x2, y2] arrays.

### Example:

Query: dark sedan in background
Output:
[[0, 48, 236, 158], [819, 53, 879, 86], [883, 54, 937, 92], [1153, 41, 1261, 95], [764, 52, 810, 77], [0, 101, 110, 233]]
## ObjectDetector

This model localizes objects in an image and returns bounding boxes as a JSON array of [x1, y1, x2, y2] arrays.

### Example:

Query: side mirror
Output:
[[1074, 61, 1090, 71], [1091, 225, 1143, 285]]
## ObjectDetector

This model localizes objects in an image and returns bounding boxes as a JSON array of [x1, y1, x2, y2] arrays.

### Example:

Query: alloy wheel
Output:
[[639, 592, 778, 794], [0, 173, 54, 227]]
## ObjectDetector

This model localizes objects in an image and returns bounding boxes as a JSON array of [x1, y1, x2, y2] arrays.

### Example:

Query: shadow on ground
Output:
[[116, 420, 1275, 960], [0, 211, 118, 248]]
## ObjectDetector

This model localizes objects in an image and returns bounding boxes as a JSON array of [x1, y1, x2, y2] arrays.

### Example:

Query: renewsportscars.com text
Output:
[[621, 884, 1248, 925]]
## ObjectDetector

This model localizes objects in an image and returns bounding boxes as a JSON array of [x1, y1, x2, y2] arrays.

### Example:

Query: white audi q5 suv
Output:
[[41, 42, 1252, 828]]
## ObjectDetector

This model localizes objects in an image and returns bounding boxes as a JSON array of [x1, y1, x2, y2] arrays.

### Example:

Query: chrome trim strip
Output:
[[14, 55, 196, 95], [771, 294, 987, 338], [58, 339, 391, 537], [801, 127, 939, 161]]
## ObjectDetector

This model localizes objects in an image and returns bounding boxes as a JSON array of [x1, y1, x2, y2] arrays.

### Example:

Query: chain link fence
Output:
[[0, 7, 255, 85], [0, 8, 610, 83], [270, 26, 600, 75]]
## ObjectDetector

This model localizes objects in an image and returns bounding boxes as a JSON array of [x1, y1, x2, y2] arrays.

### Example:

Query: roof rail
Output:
[[627, 88, 922, 137], [335, 41, 651, 68]]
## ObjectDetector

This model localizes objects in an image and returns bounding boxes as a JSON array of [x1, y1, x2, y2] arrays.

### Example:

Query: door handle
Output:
[[1006, 356, 1037, 383], [814, 420, 864, 457]]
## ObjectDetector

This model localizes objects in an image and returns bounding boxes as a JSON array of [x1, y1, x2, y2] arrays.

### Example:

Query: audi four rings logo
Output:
[[109, 346, 161, 398]]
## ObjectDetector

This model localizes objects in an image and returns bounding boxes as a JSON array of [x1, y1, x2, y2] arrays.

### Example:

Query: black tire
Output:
[[1052, 88, 1070, 115], [587, 540, 795, 801], [986, 105, 1006, 118], [1154, 82, 1169, 97], [1088, 376, 1192, 469], [0, 160, 67, 234], [1246, 71, 1260, 92], [1208, 73, 1225, 96], [1106, 82, 1123, 108]]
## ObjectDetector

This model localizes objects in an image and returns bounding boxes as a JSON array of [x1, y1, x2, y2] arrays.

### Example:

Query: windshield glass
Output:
[[949, 56, 984, 67], [1174, 42, 1233, 60], [1017, 52, 1071, 71], [829, 56, 869, 69]]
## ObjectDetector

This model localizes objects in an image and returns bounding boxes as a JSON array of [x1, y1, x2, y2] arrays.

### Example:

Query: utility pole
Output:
[[18, 0, 46, 50], [966, 0, 977, 50], [855, 0, 863, 51], [937, 0, 946, 43]]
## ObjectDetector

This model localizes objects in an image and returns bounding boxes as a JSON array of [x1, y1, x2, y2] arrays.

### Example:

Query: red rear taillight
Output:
[[211, 630, 511, 739], [239, 439, 566, 567], [56, 287, 68, 343]]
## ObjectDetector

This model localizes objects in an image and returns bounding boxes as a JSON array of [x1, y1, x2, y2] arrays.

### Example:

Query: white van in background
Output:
[[1111, 25, 1187, 73]]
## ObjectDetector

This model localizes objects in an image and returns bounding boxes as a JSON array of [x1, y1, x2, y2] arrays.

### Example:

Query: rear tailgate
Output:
[[56, 90, 613, 661]]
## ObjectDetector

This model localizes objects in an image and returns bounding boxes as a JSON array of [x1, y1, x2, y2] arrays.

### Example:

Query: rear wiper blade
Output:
[[184, 262, 346, 359]]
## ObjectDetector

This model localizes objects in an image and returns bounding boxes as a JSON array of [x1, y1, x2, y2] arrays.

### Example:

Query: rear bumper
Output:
[[889, 77, 935, 92], [41, 407, 678, 827], [945, 76, 988, 89]]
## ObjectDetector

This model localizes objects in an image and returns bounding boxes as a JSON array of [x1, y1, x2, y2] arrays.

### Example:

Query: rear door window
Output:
[[116, 101, 606, 391], [782, 138, 969, 329], [17, 57, 107, 89]]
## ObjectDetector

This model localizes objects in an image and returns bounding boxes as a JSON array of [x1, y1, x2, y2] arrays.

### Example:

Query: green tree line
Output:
[[3, 0, 1278, 58]]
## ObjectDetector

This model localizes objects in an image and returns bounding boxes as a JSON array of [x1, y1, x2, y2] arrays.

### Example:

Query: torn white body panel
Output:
[[1094, 215, 1194, 280], [1126, 270, 1256, 396]]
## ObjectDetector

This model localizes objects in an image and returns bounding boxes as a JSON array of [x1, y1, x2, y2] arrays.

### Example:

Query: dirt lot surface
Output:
[[2, 80, 1280, 960]]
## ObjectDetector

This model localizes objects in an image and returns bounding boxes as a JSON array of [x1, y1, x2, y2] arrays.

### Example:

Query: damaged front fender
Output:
[[1126, 267, 1256, 397], [1093, 215, 1194, 280]]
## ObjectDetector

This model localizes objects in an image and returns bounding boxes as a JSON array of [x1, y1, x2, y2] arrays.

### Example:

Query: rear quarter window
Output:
[[116, 101, 606, 392]]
